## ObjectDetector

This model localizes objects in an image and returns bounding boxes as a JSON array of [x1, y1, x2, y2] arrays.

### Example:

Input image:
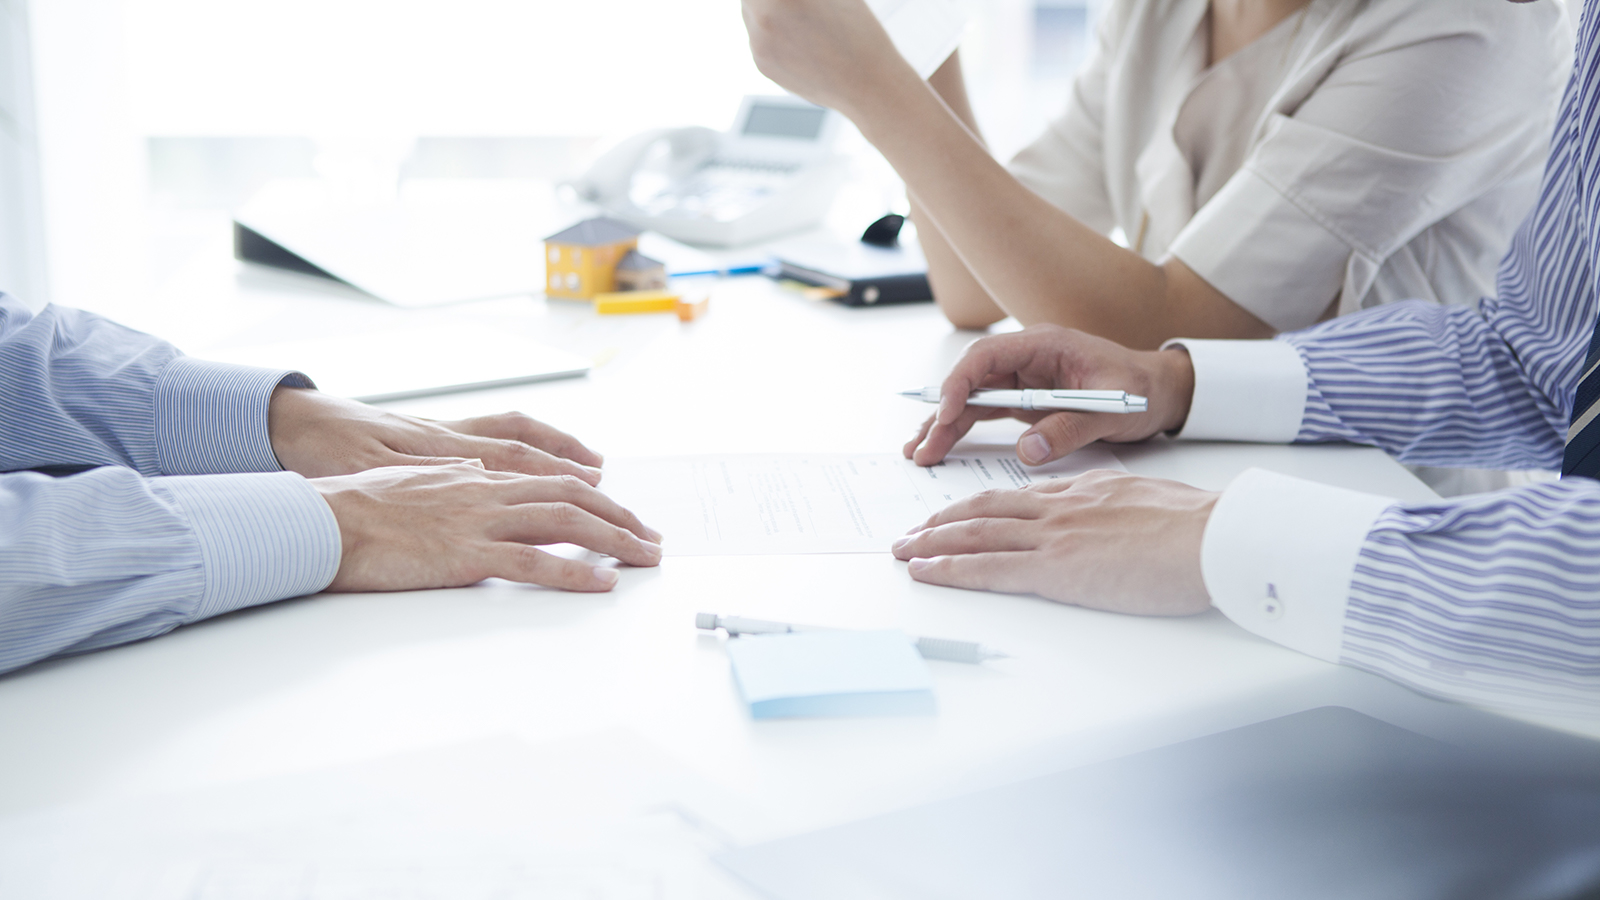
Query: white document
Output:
[[601, 447, 1124, 556], [234, 178, 563, 308], [868, 0, 970, 79]]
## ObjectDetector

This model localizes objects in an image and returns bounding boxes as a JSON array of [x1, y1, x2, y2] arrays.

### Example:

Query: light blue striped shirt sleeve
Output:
[[0, 294, 314, 476], [0, 294, 342, 673], [1199, 31, 1600, 711], [0, 468, 339, 672]]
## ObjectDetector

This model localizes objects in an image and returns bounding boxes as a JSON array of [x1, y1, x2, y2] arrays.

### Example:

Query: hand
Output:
[[891, 470, 1215, 615], [742, 0, 917, 118], [269, 387, 604, 484], [904, 324, 1195, 467], [312, 463, 663, 593]]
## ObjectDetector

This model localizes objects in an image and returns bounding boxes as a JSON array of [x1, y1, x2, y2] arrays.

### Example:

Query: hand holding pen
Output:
[[902, 324, 1196, 467]]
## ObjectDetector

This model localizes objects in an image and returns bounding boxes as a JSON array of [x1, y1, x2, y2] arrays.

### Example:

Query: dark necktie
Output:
[[1562, 315, 1600, 477]]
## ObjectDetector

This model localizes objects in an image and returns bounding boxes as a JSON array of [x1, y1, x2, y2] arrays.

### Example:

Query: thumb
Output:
[[1016, 413, 1107, 465]]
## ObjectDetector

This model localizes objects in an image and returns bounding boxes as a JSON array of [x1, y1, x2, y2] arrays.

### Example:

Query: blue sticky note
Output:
[[725, 630, 937, 719]]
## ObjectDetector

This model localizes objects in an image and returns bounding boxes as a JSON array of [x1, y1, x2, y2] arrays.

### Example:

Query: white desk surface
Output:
[[0, 256, 1581, 853]]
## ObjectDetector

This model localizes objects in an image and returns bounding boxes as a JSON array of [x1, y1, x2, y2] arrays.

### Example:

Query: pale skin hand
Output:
[[894, 327, 1213, 613], [741, 0, 1284, 348], [891, 471, 1216, 615], [312, 463, 663, 593], [904, 324, 1194, 467], [269, 386, 604, 484]]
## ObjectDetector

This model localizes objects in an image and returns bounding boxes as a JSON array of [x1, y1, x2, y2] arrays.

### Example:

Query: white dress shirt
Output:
[[1008, 0, 1572, 332]]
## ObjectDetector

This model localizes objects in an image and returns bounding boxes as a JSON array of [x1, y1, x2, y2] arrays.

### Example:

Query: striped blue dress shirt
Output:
[[0, 296, 340, 674], [1182, 1, 1600, 711]]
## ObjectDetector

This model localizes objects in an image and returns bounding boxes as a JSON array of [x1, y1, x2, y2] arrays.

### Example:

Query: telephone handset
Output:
[[570, 95, 847, 247]]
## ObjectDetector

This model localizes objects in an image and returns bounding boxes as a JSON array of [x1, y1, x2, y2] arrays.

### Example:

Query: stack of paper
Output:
[[727, 630, 937, 719]]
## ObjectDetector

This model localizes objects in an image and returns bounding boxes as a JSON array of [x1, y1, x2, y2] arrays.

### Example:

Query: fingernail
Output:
[[640, 540, 663, 561], [908, 558, 932, 574], [891, 535, 912, 552], [936, 397, 954, 423], [1018, 433, 1050, 465], [903, 522, 927, 535], [593, 567, 619, 586], [643, 527, 664, 543]]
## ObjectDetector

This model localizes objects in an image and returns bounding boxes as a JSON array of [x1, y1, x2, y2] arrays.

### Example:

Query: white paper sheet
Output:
[[601, 447, 1124, 556], [868, 0, 971, 80]]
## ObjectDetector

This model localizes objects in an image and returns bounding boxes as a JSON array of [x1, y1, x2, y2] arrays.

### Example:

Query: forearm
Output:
[[1285, 301, 1567, 470], [1346, 480, 1600, 709], [914, 197, 1006, 330], [851, 71, 1264, 348], [910, 52, 1005, 329], [0, 467, 339, 674], [1204, 470, 1600, 712], [0, 295, 307, 475]]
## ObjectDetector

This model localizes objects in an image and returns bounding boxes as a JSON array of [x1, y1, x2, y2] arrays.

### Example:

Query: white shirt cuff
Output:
[[1161, 338, 1308, 442], [154, 357, 314, 475], [1201, 468, 1396, 662], [154, 472, 341, 621]]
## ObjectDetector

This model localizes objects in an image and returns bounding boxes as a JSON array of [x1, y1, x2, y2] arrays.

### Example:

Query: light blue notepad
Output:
[[725, 630, 937, 719]]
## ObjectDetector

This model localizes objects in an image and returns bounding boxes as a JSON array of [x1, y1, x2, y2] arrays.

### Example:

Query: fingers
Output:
[[905, 551, 1041, 595], [493, 501, 662, 568], [489, 473, 662, 543], [935, 328, 1067, 425], [903, 487, 1049, 536], [902, 415, 935, 460], [471, 438, 603, 485], [1016, 411, 1118, 464], [480, 544, 627, 592], [891, 515, 1040, 560], [464, 413, 605, 468], [391, 455, 486, 469], [910, 405, 1007, 466]]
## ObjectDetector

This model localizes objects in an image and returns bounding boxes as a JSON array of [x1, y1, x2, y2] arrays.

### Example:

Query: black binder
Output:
[[771, 234, 932, 307]]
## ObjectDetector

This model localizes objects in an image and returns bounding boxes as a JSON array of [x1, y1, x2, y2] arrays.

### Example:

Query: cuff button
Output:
[[1260, 584, 1284, 620]]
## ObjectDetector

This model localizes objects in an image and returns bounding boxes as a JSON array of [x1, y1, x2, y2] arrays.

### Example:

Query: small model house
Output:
[[543, 217, 645, 299], [613, 248, 668, 292]]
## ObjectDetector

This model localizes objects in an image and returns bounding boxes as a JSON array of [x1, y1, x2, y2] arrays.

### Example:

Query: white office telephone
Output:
[[570, 95, 847, 247]]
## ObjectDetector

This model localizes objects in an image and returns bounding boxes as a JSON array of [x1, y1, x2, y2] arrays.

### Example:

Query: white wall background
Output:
[[0, 0, 48, 307]]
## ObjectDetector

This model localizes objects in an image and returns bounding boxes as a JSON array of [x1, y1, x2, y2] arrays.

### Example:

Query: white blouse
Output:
[[1008, 0, 1573, 332]]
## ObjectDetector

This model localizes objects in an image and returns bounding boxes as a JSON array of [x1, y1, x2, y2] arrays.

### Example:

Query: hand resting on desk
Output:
[[899, 325, 1213, 614], [313, 463, 662, 593], [270, 387, 660, 592], [269, 387, 604, 484], [892, 470, 1214, 615]]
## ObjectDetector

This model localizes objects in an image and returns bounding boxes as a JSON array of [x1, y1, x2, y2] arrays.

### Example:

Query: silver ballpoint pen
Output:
[[900, 387, 1147, 414], [696, 613, 1009, 664]]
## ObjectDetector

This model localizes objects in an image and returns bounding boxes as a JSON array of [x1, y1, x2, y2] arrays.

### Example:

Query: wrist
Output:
[[846, 60, 941, 145], [1153, 347, 1195, 434]]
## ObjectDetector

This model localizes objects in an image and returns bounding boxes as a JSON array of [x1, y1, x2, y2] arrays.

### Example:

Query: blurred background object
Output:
[[7, 0, 1113, 318]]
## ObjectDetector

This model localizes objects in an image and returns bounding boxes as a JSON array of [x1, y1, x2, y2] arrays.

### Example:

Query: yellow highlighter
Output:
[[594, 289, 679, 315]]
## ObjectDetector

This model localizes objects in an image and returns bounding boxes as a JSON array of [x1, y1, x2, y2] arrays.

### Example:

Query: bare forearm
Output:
[[913, 197, 1006, 329], [853, 67, 1269, 347], [739, 0, 1265, 346], [917, 52, 1006, 329]]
